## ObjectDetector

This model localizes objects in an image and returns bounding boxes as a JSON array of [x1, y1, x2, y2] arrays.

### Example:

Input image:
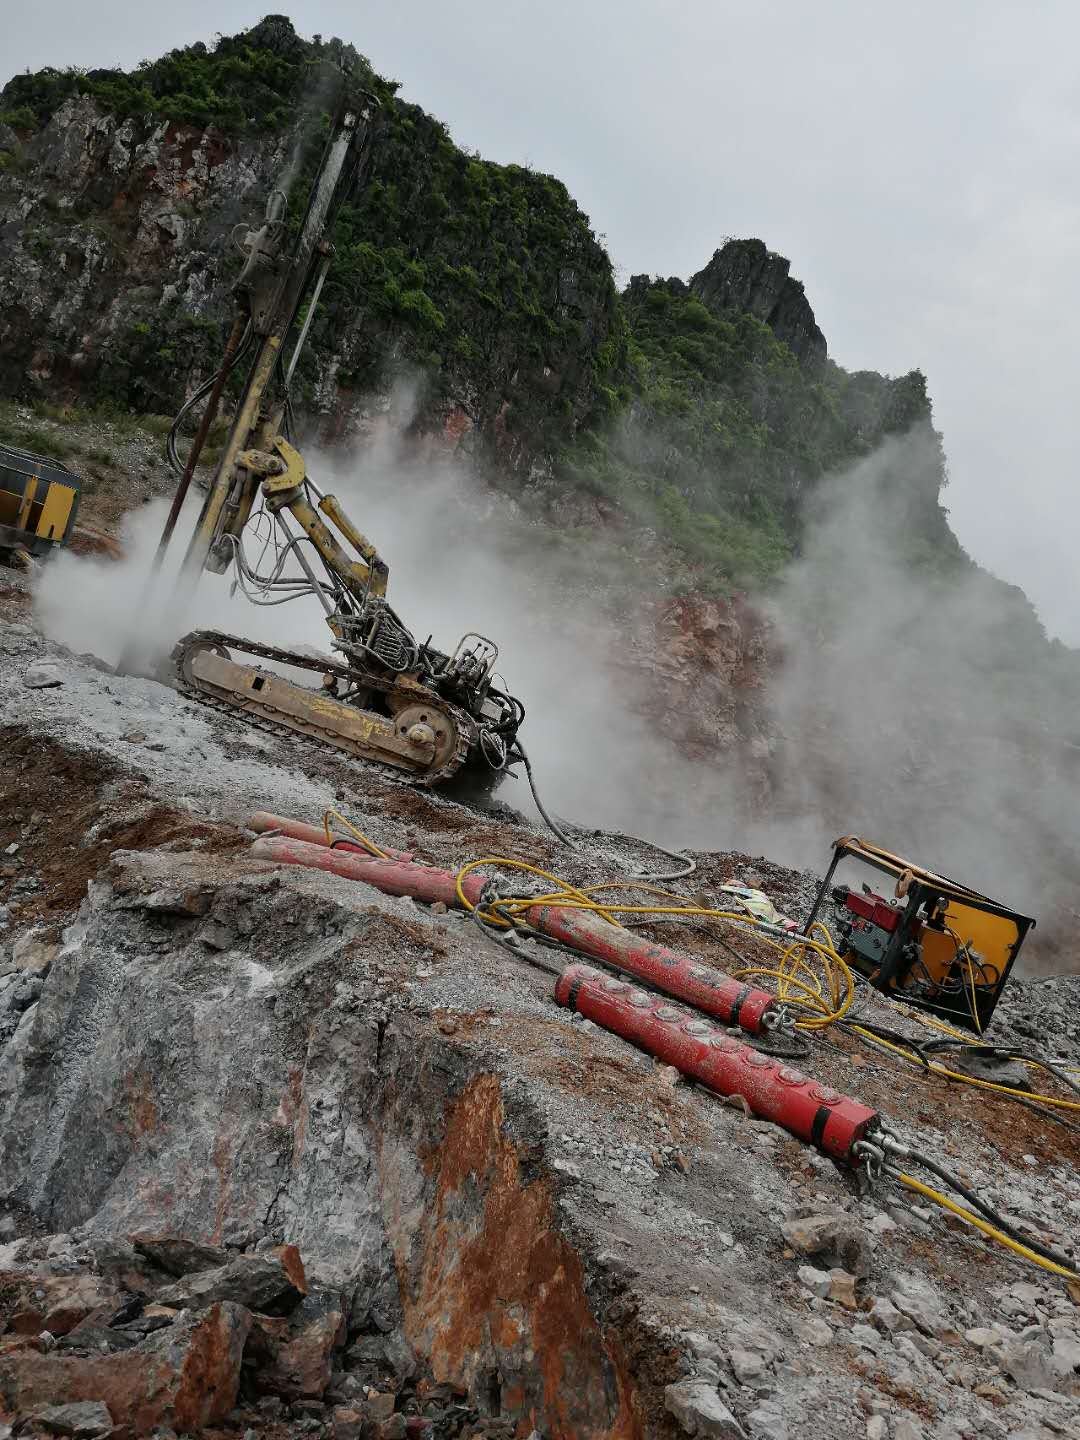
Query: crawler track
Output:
[[171, 629, 475, 786]]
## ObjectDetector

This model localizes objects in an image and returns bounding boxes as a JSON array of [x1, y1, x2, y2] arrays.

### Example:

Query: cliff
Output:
[[690, 239, 827, 369], [1, 14, 950, 594], [0, 16, 621, 480]]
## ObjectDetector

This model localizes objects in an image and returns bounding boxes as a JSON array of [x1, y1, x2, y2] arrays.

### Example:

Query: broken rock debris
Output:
[[2, 608, 1080, 1438]]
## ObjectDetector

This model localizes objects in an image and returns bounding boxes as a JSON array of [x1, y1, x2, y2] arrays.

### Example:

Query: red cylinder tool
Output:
[[555, 963, 878, 1161], [527, 902, 776, 1033], [252, 836, 779, 1035], [248, 811, 414, 863], [250, 835, 485, 907]]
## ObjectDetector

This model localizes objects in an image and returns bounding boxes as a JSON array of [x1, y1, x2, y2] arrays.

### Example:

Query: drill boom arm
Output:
[[176, 104, 374, 589]]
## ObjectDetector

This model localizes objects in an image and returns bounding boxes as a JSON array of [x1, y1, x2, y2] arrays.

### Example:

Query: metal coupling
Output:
[[852, 1136, 887, 1182], [878, 1129, 912, 1160], [761, 1004, 796, 1034]]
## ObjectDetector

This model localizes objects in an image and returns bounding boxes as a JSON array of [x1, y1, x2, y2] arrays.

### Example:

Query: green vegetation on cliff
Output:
[[1, 15, 622, 472], [0, 14, 958, 595], [560, 271, 961, 590], [0, 16, 353, 132]]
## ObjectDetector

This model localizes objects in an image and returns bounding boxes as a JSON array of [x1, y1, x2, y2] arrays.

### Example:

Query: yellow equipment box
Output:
[[804, 836, 1035, 1032], [0, 441, 81, 559]]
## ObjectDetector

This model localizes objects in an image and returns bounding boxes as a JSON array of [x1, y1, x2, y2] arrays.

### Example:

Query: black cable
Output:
[[839, 1019, 933, 1069], [625, 838, 697, 883], [508, 739, 581, 849], [919, 1041, 1080, 1099], [166, 324, 254, 477], [507, 738, 697, 883], [467, 893, 562, 979], [485, 686, 526, 736], [907, 1146, 1079, 1274]]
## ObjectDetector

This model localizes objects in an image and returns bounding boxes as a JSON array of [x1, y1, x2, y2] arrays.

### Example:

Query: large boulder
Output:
[[0, 1300, 250, 1434], [154, 1246, 307, 1314]]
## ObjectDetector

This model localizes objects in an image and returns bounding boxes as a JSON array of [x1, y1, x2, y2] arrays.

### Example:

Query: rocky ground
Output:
[[1, 537, 1079, 1440]]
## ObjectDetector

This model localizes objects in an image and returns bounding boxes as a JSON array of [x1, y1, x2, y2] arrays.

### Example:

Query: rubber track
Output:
[[170, 629, 475, 786]]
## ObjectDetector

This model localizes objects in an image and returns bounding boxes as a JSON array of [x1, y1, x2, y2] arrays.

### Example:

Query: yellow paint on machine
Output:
[[188, 648, 432, 768], [918, 901, 1018, 988], [35, 480, 76, 541], [15, 476, 38, 529]]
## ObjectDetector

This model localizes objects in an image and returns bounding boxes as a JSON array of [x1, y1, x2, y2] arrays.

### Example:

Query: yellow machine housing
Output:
[[0, 442, 80, 559], [804, 837, 1035, 1032]]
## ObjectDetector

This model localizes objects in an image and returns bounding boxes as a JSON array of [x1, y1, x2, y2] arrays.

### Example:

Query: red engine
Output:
[[835, 888, 901, 932]]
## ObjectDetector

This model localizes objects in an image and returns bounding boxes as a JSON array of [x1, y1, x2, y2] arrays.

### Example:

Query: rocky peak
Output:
[[242, 12, 308, 57], [690, 238, 827, 368]]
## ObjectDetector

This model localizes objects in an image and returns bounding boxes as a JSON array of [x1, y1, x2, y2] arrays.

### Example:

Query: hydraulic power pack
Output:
[[804, 836, 1034, 1033]]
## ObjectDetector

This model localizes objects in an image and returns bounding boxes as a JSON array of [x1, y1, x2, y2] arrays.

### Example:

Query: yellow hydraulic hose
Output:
[[322, 809, 391, 859], [308, 817, 1078, 1280], [897, 1173, 1077, 1280], [454, 857, 621, 927], [454, 860, 856, 1029], [850, 1024, 1080, 1111]]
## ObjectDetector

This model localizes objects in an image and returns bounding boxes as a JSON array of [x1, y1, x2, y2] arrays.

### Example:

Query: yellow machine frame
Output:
[[804, 836, 1035, 1032], [0, 444, 80, 558]]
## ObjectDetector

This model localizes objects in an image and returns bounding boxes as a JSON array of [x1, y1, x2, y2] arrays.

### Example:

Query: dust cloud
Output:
[[36, 412, 1080, 967], [757, 427, 1080, 965], [33, 426, 711, 847], [34, 491, 321, 668], [307, 434, 722, 840]]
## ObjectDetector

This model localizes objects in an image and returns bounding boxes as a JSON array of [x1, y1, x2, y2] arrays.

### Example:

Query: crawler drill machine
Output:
[[154, 96, 524, 785]]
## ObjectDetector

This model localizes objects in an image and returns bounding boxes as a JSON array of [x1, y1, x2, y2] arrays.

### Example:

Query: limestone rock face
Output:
[[0, 851, 640, 1439], [690, 240, 827, 368], [0, 51, 619, 482]]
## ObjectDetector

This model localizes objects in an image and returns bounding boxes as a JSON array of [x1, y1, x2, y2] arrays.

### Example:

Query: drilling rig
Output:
[[146, 95, 525, 785]]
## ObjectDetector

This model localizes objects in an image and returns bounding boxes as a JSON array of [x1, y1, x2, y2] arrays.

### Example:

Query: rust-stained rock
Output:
[[780, 1212, 873, 1280], [827, 1268, 858, 1311], [367, 1390, 396, 1420], [130, 1232, 230, 1277], [253, 1291, 346, 1401], [374, 1417, 408, 1440], [155, 1247, 306, 1314], [0, 1334, 40, 1358], [621, 594, 771, 769], [0, 1300, 250, 1434], [3, 1271, 121, 1338], [381, 1070, 642, 1439], [242, 1310, 290, 1358], [331, 1406, 365, 1440]]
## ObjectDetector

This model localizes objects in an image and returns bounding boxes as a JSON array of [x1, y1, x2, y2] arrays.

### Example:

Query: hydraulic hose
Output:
[[906, 1146, 1078, 1274], [847, 1022, 1080, 1112], [165, 319, 253, 479], [252, 809, 1075, 1276], [895, 1172, 1078, 1280], [511, 739, 580, 849], [919, 1040, 1080, 1100], [508, 740, 696, 882], [455, 860, 854, 1030]]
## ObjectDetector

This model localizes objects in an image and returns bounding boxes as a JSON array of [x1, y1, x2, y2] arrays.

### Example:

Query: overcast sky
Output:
[[9, 2, 1079, 641]]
